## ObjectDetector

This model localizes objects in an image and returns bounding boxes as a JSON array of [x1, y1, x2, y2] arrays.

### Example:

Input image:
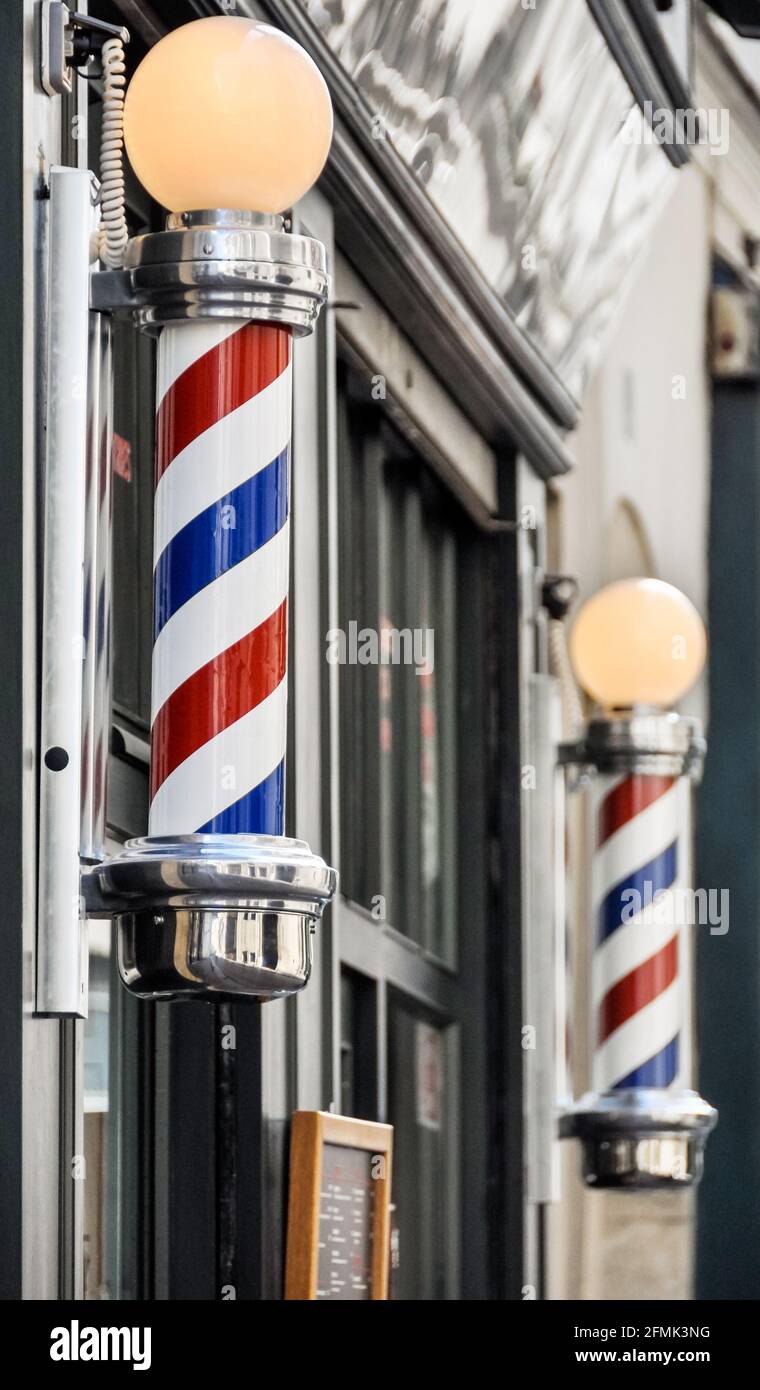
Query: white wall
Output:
[[548, 160, 713, 1302], [557, 161, 712, 727]]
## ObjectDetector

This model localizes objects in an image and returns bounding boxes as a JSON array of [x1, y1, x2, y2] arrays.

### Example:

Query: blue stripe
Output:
[[153, 449, 288, 639], [197, 760, 284, 836], [613, 1035, 679, 1089], [598, 840, 678, 944]]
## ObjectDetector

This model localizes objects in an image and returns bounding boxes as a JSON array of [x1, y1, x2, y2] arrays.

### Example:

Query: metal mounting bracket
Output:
[[40, 2, 129, 97]]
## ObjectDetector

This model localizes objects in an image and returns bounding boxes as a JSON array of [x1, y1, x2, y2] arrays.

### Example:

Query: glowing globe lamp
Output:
[[569, 577, 706, 710], [124, 17, 333, 214]]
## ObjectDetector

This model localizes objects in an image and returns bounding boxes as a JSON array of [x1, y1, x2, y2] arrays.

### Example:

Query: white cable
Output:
[[95, 37, 129, 268]]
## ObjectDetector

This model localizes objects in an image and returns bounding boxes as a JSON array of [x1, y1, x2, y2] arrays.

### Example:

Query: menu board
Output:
[[316, 1143, 374, 1300], [285, 1112, 393, 1301]]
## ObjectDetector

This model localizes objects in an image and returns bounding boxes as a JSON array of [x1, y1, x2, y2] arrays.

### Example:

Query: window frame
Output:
[[325, 249, 501, 1300]]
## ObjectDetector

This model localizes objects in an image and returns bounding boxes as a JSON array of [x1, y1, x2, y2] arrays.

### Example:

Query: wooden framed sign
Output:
[[285, 1111, 393, 1300]]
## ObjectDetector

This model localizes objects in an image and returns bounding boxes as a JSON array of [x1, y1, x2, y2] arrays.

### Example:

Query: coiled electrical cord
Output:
[[95, 37, 129, 268]]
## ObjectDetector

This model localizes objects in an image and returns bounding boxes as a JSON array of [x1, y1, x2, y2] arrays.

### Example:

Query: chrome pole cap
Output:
[[82, 833, 338, 1002], [559, 709, 706, 780], [560, 1088, 718, 1190], [90, 209, 329, 334]]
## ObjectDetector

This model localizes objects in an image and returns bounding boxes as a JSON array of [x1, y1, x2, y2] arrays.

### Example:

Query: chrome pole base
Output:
[[82, 833, 338, 1002], [90, 209, 329, 335], [560, 1088, 718, 1190]]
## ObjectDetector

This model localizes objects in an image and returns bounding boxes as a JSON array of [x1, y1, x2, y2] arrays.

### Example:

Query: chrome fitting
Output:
[[82, 833, 337, 1001], [560, 1088, 718, 1190], [560, 708, 706, 781], [90, 209, 329, 334]]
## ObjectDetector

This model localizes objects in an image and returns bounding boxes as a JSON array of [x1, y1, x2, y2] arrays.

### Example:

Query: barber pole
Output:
[[591, 773, 691, 1094], [150, 321, 291, 838], [84, 206, 337, 1001], [560, 712, 716, 1189]]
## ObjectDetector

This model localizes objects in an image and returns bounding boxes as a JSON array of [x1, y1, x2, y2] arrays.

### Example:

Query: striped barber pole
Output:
[[590, 772, 693, 1093], [149, 320, 292, 838]]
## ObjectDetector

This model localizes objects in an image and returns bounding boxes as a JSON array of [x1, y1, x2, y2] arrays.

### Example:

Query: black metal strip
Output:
[[216, 1003, 238, 1299], [488, 464, 525, 1300], [588, 0, 691, 167], [627, 0, 693, 106]]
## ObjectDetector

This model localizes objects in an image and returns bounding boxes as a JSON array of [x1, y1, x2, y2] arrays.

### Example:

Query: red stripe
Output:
[[155, 323, 291, 484], [150, 599, 287, 799], [597, 934, 679, 1044], [598, 774, 674, 848]]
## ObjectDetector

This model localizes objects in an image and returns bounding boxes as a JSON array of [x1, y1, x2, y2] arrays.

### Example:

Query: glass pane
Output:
[[419, 503, 458, 962], [340, 967, 378, 1120], [378, 465, 417, 939], [388, 997, 451, 1300], [337, 381, 461, 964], [110, 320, 155, 730], [337, 383, 380, 912]]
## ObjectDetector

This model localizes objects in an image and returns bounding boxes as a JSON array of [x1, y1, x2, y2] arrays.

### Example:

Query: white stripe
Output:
[[153, 361, 292, 563], [592, 781, 681, 908], [157, 321, 241, 403], [593, 979, 682, 1091], [150, 521, 290, 722], [148, 677, 287, 835], [592, 847, 687, 998], [593, 913, 680, 1009]]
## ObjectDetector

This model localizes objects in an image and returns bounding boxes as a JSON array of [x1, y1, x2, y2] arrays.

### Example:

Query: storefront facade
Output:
[[3, 0, 750, 1302]]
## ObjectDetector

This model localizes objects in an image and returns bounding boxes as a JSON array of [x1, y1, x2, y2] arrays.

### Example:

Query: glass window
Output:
[[340, 967, 378, 1120], [110, 316, 155, 733], [338, 370, 460, 964], [335, 355, 491, 1299], [387, 999, 452, 1301]]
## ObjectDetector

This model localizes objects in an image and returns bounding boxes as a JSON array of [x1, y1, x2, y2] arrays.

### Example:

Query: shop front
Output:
[[0, 0, 714, 1301]]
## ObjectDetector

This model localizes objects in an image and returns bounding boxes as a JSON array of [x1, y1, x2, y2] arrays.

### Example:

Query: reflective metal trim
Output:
[[36, 167, 91, 1019], [117, 907, 315, 1001], [82, 833, 338, 1000], [560, 710, 706, 780], [91, 210, 329, 335], [82, 833, 337, 913], [560, 1087, 717, 1189], [588, 0, 691, 168]]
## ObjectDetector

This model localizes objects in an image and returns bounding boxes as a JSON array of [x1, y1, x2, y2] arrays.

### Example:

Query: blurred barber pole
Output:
[[590, 772, 693, 1093], [149, 320, 292, 837]]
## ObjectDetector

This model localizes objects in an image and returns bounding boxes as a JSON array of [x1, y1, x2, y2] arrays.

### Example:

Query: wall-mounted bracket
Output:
[[41, 2, 129, 97]]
